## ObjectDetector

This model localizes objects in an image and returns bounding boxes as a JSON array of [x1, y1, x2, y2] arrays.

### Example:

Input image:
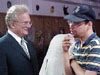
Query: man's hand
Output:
[[69, 53, 74, 60], [62, 35, 72, 52]]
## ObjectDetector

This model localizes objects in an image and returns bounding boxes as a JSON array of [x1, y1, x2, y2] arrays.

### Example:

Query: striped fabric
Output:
[[73, 33, 100, 75]]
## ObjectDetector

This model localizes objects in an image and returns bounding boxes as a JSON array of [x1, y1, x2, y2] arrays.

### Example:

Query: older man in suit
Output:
[[0, 5, 39, 75]]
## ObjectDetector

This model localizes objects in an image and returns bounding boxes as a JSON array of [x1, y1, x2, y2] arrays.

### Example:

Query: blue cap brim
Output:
[[64, 14, 86, 22]]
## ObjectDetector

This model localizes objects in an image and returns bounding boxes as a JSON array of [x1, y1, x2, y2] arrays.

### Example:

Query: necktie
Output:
[[21, 38, 30, 58]]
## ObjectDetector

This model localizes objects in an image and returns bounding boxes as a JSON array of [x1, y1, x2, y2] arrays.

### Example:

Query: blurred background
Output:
[[0, 0, 100, 69]]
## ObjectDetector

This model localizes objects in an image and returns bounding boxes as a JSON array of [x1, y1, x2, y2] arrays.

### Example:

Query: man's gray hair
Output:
[[5, 4, 29, 27]]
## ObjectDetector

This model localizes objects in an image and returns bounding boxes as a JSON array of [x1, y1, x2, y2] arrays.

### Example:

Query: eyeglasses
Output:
[[67, 20, 86, 28], [16, 21, 32, 26]]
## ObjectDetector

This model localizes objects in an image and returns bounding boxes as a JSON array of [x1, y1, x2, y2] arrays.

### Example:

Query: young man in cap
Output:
[[63, 4, 100, 75]]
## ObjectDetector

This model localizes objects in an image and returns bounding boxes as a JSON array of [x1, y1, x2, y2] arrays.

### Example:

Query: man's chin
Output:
[[74, 35, 79, 38], [24, 32, 28, 36]]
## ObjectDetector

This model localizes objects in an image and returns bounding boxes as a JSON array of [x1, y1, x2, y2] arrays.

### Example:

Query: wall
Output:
[[0, 13, 7, 36], [0, 0, 100, 19]]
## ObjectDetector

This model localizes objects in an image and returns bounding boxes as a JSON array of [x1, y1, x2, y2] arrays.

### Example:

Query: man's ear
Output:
[[9, 21, 16, 29], [88, 21, 93, 27], [87, 21, 93, 31]]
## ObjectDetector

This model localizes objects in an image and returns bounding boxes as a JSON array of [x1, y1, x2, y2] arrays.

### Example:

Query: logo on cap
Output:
[[73, 6, 80, 14]]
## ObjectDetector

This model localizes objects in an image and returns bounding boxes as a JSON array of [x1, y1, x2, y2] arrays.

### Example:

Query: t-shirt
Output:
[[73, 33, 100, 75]]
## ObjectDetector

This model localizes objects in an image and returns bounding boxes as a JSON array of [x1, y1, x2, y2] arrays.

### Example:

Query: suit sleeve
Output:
[[0, 53, 8, 75], [32, 44, 39, 75]]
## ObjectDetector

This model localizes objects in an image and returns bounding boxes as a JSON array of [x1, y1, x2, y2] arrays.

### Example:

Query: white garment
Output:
[[39, 34, 75, 75]]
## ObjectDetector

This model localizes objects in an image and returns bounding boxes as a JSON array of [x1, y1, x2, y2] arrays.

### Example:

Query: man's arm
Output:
[[62, 35, 97, 75], [62, 35, 74, 75], [63, 52, 73, 75], [0, 53, 8, 75], [70, 57, 97, 75]]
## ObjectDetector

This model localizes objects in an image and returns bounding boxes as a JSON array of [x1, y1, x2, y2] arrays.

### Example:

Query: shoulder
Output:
[[0, 33, 12, 43], [0, 35, 7, 44], [88, 36, 100, 53], [90, 35, 100, 45]]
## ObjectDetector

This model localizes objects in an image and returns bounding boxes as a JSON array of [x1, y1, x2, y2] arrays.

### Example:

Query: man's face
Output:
[[68, 21, 88, 37], [14, 12, 32, 37]]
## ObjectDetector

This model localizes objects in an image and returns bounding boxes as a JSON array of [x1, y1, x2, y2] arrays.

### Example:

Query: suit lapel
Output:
[[6, 33, 30, 60], [26, 41, 39, 73], [26, 42, 33, 59], [26, 41, 36, 61]]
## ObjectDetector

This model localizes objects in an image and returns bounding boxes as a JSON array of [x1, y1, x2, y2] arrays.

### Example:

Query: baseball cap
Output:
[[64, 4, 96, 22]]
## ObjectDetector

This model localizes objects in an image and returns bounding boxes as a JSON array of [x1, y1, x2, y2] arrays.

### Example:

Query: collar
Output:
[[8, 29, 21, 45], [77, 33, 96, 46]]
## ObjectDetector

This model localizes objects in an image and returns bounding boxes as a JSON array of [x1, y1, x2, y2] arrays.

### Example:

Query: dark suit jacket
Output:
[[0, 33, 39, 75]]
